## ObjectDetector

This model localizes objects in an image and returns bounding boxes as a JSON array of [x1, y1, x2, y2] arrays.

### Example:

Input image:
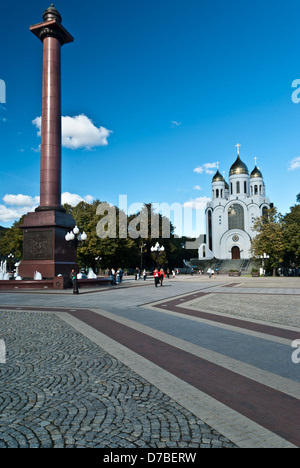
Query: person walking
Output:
[[160, 268, 165, 286], [154, 268, 160, 287], [110, 268, 116, 285], [116, 268, 121, 283], [119, 268, 123, 283], [70, 269, 75, 287], [142, 269, 147, 281]]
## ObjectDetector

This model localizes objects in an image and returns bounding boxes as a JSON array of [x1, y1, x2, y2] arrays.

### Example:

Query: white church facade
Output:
[[198, 145, 272, 261]]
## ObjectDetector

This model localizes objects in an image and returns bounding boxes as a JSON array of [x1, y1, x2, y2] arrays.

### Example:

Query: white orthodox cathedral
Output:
[[198, 145, 272, 261]]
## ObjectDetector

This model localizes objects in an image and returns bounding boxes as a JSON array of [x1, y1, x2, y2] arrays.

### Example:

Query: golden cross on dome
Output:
[[254, 156, 258, 166], [216, 161, 220, 170], [235, 143, 241, 155]]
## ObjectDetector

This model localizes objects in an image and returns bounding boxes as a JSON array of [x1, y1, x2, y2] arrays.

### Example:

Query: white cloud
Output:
[[171, 120, 182, 128], [0, 205, 35, 223], [32, 114, 112, 150], [288, 156, 300, 171], [62, 115, 112, 149], [0, 194, 40, 223], [3, 194, 40, 207], [194, 162, 218, 175], [183, 196, 211, 210], [0, 192, 94, 224], [61, 192, 94, 206], [32, 117, 41, 136], [84, 195, 94, 203], [31, 145, 41, 153], [193, 185, 202, 191], [193, 166, 204, 174]]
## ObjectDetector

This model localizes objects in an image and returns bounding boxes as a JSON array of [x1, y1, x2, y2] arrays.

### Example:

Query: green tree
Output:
[[127, 203, 197, 270], [64, 200, 140, 271], [251, 208, 285, 276], [127, 203, 175, 269], [0, 227, 8, 243], [0, 200, 197, 274], [283, 202, 300, 268], [0, 217, 24, 260]]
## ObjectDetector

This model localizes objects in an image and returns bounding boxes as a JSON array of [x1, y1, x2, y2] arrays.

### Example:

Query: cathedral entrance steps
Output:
[[188, 258, 255, 274]]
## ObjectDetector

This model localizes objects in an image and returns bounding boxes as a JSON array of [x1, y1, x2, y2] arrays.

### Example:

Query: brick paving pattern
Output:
[[0, 311, 235, 448], [0, 276, 299, 448]]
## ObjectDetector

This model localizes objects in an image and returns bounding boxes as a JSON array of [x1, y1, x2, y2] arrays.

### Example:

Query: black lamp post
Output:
[[7, 253, 14, 274], [140, 243, 146, 271], [65, 226, 87, 294], [95, 256, 102, 275], [260, 253, 270, 276], [151, 242, 165, 268]]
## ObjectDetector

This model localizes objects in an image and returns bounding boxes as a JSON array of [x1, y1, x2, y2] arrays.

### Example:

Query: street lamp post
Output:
[[260, 253, 270, 276], [7, 254, 14, 274], [150, 242, 165, 268], [65, 226, 87, 294], [95, 256, 102, 275], [140, 243, 146, 271]]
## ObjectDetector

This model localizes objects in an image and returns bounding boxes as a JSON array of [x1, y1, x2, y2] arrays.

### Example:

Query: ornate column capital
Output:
[[38, 25, 66, 45]]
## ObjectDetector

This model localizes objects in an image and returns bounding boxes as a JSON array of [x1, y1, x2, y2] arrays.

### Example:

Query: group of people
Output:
[[134, 267, 147, 281], [153, 268, 166, 287], [107, 268, 124, 284], [136, 267, 172, 281], [106, 266, 176, 287], [136, 267, 177, 287]]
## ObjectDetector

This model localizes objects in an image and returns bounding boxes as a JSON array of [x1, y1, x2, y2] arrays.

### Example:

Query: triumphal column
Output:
[[19, 5, 76, 279]]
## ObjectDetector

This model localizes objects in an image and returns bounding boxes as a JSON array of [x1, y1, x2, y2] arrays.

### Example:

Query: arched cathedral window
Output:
[[228, 204, 244, 230], [208, 210, 213, 251]]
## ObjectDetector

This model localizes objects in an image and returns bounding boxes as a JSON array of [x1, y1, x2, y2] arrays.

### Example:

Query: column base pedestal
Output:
[[19, 209, 76, 279]]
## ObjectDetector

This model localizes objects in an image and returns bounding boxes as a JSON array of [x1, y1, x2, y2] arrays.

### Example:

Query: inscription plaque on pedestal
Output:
[[23, 230, 53, 261]]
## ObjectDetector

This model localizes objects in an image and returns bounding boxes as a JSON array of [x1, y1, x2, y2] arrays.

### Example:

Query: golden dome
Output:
[[229, 156, 249, 176], [250, 166, 263, 178], [212, 170, 225, 183]]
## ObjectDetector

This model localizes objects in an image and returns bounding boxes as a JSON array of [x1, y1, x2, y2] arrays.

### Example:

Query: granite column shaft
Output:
[[40, 35, 62, 209]]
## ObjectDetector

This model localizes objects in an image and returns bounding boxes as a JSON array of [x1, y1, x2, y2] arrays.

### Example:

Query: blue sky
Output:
[[1, 0, 300, 236]]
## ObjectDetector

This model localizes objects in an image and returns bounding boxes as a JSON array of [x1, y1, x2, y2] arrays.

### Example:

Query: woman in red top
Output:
[[160, 268, 165, 286], [154, 268, 160, 287]]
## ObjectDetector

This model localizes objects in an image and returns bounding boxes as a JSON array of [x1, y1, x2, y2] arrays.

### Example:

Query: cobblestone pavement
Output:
[[0, 310, 236, 448], [185, 293, 300, 327], [0, 276, 299, 448]]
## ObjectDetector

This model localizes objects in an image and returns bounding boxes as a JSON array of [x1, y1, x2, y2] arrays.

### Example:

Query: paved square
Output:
[[0, 275, 299, 448]]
